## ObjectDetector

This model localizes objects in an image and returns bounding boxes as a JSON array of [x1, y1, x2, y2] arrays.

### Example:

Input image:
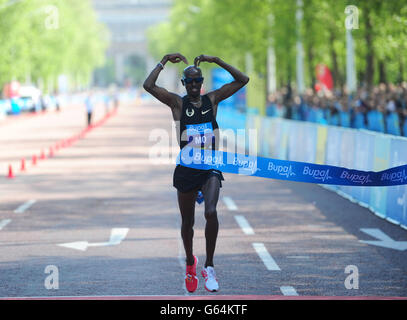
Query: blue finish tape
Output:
[[177, 148, 407, 187]]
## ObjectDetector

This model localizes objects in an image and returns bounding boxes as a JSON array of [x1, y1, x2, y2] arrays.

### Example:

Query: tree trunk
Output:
[[398, 49, 404, 84], [378, 59, 387, 84], [329, 29, 342, 92], [307, 44, 315, 93], [287, 59, 292, 90], [364, 7, 374, 91]]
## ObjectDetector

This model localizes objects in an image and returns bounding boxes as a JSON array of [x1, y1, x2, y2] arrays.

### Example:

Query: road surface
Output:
[[0, 97, 406, 299]]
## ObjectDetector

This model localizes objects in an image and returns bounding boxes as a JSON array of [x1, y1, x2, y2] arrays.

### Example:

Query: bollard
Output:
[[7, 165, 14, 179]]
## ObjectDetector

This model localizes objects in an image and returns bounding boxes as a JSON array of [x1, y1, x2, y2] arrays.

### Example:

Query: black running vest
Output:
[[177, 95, 219, 151]]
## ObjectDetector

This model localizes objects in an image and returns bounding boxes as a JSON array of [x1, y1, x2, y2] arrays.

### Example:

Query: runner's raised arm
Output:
[[194, 55, 249, 107], [143, 53, 188, 109]]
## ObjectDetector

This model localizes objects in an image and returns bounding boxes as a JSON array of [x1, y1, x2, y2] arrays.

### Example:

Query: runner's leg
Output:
[[201, 176, 220, 268], [177, 189, 198, 266]]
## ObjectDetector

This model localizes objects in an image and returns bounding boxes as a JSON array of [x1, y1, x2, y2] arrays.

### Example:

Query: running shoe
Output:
[[185, 256, 198, 293], [201, 266, 219, 292], [196, 191, 204, 204]]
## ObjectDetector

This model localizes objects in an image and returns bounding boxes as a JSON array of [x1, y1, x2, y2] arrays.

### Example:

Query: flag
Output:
[[315, 64, 334, 91]]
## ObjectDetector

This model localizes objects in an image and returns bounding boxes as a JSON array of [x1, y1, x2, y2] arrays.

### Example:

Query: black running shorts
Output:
[[173, 164, 224, 193]]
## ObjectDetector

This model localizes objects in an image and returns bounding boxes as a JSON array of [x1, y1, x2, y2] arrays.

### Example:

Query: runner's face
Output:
[[183, 69, 203, 98]]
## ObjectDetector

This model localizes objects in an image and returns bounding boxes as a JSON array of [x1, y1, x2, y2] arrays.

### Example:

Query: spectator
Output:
[[299, 95, 309, 121], [403, 109, 407, 137], [85, 92, 94, 127], [352, 104, 366, 129], [339, 97, 351, 128], [113, 92, 119, 109], [385, 96, 401, 135], [265, 82, 407, 136], [266, 93, 279, 117], [104, 94, 110, 114], [328, 97, 340, 126], [367, 99, 385, 133]]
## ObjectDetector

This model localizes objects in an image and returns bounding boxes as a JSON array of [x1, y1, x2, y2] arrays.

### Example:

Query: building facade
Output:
[[92, 0, 177, 89]]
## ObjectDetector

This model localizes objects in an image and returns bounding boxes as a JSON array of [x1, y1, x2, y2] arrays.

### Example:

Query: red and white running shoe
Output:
[[201, 266, 219, 292], [185, 256, 198, 293]]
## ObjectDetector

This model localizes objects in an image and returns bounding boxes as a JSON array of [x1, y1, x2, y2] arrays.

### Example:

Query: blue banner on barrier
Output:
[[351, 131, 375, 205], [370, 135, 391, 217], [387, 138, 407, 225], [177, 148, 407, 187]]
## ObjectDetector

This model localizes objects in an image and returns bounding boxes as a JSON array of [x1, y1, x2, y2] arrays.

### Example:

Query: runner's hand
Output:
[[194, 55, 218, 67], [162, 53, 188, 65]]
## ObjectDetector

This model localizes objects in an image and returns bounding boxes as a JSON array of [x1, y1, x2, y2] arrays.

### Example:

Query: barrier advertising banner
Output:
[[217, 108, 407, 229]]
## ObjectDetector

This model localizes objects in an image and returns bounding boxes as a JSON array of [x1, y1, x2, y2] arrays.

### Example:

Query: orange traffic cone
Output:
[[20, 158, 26, 171], [40, 150, 46, 160], [49, 147, 54, 158], [7, 165, 14, 178], [32, 155, 37, 165]]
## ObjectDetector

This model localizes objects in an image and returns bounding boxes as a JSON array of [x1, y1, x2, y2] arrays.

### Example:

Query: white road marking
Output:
[[0, 219, 11, 230], [252, 243, 281, 271], [58, 228, 129, 251], [223, 196, 238, 211], [359, 228, 407, 251], [234, 215, 255, 235], [280, 286, 299, 296], [14, 200, 37, 214]]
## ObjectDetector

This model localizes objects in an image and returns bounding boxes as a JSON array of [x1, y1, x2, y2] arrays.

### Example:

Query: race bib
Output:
[[185, 122, 214, 149]]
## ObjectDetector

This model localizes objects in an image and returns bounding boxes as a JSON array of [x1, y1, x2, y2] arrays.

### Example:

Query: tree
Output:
[[146, 0, 407, 102], [0, 0, 109, 92]]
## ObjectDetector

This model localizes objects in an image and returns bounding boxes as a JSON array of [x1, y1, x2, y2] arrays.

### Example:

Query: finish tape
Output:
[[177, 148, 407, 187]]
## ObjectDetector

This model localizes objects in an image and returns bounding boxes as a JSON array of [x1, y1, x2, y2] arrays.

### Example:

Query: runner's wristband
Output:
[[157, 62, 164, 70]]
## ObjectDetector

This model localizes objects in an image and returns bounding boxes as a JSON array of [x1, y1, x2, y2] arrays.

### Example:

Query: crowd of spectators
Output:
[[266, 83, 407, 137]]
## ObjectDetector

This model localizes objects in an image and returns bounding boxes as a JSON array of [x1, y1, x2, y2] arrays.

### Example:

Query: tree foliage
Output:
[[0, 0, 109, 92], [147, 0, 407, 93]]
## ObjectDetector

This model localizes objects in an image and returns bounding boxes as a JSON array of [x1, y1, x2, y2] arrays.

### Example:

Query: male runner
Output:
[[143, 53, 249, 293]]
